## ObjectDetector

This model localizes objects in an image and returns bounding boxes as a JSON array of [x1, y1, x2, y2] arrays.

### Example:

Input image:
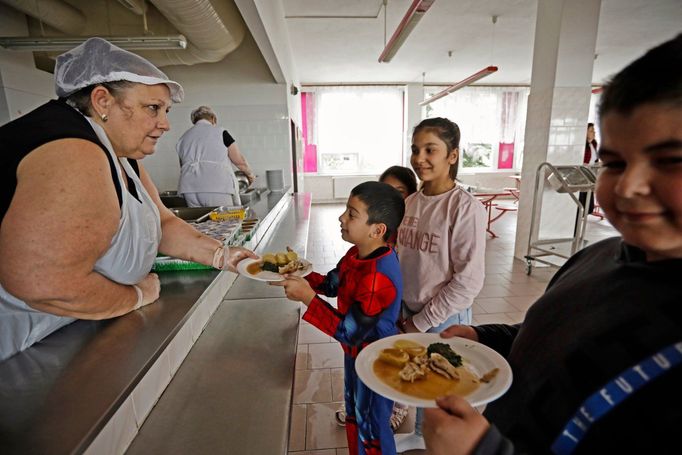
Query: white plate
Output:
[[236, 257, 313, 282], [355, 333, 512, 408]]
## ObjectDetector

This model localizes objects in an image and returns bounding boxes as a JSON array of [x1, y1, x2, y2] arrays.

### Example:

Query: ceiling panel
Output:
[[283, 0, 384, 18], [284, 0, 682, 85]]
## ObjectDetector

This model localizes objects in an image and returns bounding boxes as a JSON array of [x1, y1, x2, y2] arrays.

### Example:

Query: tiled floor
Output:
[[288, 202, 618, 454]]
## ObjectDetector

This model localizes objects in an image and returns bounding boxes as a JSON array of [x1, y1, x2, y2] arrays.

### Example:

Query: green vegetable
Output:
[[427, 342, 463, 367], [262, 261, 279, 273]]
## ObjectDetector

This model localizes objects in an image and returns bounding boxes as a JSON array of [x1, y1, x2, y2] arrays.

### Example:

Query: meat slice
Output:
[[428, 353, 460, 380], [412, 354, 429, 366], [399, 361, 427, 383], [278, 258, 310, 274]]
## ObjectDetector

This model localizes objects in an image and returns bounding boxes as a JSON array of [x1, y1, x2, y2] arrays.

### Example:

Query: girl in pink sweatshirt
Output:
[[394, 117, 487, 452]]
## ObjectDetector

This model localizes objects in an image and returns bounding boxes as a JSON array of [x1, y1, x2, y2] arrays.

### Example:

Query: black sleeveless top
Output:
[[0, 99, 139, 222]]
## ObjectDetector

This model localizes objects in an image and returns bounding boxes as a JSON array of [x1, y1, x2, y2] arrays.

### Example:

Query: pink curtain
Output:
[[498, 92, 519, 169], [301, 93, 317, 172]]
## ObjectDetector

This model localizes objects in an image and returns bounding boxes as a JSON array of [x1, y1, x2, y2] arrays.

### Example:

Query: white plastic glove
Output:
[[212, 246, 257, 272], [133, 273, 160, 310]]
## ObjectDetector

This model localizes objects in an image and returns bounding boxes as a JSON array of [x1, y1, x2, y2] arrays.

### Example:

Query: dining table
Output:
[[474, 190, 518, 238]]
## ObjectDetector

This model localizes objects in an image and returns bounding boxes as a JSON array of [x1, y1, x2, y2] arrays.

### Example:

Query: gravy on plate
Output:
[[246, 261, 263, 275], [373, 359, 480, 400]]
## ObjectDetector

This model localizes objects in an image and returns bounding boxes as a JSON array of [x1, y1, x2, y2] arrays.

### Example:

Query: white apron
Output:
[[0, 117, 161, 362], [176, 121, 238, 196]]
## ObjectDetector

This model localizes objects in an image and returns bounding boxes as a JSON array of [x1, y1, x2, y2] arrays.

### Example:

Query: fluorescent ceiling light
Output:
[[0, 35, 187, 51], [419, 66, 499, 106], [378, 0, 435, 63]]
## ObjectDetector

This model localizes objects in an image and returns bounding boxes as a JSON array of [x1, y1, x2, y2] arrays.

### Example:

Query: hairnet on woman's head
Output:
[[54, 37, 184, 102]]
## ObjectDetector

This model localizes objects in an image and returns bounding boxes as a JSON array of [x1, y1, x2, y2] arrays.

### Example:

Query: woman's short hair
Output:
[[191, 106, 217, 124]]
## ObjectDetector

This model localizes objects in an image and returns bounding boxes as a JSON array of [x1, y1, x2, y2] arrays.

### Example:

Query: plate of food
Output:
[[237, 247, 312, 282], [355, 333, 512, 408]]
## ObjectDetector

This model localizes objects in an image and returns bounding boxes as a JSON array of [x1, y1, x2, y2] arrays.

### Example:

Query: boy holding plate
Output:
[[423, 33, 682, 455], [271, 181, 405, 455]]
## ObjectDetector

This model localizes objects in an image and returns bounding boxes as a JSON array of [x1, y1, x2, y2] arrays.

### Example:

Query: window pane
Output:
[[313, 86, 404, 175], [424, 86, 529, 171]]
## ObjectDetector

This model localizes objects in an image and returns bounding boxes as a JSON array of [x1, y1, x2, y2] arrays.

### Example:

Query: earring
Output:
[[100, 113, 108, 122]]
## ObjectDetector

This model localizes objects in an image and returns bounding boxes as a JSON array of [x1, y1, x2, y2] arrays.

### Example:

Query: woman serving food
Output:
[[0, 38, 255, 362]]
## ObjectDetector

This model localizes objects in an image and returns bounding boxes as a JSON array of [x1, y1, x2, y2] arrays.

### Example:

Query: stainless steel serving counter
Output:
[[127, 192, 311, 454], [0, 190, 311, 455]]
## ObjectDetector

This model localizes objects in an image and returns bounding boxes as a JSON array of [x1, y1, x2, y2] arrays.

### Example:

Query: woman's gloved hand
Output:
[[212, 246, 257, 272], [133, 273, 161, 310]]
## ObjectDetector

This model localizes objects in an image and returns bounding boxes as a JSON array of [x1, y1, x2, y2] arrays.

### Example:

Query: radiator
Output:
[[332, 176, 377, 199]]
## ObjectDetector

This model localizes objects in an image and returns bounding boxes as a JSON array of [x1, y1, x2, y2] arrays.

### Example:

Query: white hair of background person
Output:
[[191, 106, 217, 124]]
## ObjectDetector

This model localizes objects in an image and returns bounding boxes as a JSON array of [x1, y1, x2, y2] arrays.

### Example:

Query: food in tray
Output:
[[209, 207, 246, 221], [373, 340, 499, 400], [192, 219, 241, 242], [246, 247, 310, 275]]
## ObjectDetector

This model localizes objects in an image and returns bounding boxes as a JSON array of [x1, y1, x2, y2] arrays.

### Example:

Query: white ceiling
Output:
[[282, 0, 682, 85]]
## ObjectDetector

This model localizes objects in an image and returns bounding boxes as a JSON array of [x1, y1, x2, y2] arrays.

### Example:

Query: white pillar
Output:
[[403, 83, 424, 165], [514, 0, 601, 260]]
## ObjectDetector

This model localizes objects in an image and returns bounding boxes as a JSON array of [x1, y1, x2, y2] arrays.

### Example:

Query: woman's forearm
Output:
[[158, 215, 222, 266], [20, 271, 140, 320], [227, 143, 253, 175]]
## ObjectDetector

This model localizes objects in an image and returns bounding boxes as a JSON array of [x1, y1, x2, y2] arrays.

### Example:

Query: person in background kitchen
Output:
[[578, 122, 599, 214], [422, 33, 682, 455], [394, 117, 487, 453], [176, 105, 256, 207], [0, 38, 255, 362], [583, 122, 598, 165]]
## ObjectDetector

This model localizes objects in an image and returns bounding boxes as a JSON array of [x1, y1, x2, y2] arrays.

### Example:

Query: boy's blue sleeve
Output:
[[305, 257, 342, 297]]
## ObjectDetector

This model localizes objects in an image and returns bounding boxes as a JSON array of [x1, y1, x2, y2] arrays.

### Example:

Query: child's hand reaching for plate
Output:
[[269, 275, 316, 305]]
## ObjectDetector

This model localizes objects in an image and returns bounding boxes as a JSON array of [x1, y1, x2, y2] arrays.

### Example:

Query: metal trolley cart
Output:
[[524, 162, 597, 274]]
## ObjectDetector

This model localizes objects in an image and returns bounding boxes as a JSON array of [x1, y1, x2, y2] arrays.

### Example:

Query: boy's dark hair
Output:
[[599, 33, 682, 118], [412, 117, 461, 180], [379, 166, 418, 196], [350, 181, 405, 241]]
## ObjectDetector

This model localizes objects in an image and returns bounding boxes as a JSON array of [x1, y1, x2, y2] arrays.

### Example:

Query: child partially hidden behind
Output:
[[271, 181, 405, 455]]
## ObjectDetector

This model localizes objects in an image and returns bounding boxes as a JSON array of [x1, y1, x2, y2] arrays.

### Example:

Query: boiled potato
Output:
[[378, 348, 409, 368], [394, 340, 424, 350], [262, 253, 277, 264], [276, 253, 289, 266], [404, 347, 427, 358]]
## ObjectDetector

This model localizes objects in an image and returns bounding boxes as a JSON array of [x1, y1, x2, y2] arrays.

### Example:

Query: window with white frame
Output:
[[302, 86, 404, 175], [423, 86, 529, 171]]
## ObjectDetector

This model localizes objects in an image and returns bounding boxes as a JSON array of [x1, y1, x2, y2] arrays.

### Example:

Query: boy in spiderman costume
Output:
[[271, 181, 405, 455]]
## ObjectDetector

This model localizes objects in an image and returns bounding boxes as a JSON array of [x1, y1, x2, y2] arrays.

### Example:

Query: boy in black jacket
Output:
[[423, 34, 682, 455]]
